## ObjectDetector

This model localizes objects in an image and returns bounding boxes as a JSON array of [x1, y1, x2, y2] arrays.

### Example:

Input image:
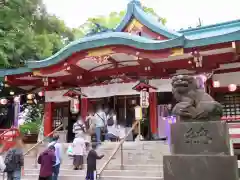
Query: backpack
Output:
[[4, 149, 17, 172], [107, 116, 114, 126]]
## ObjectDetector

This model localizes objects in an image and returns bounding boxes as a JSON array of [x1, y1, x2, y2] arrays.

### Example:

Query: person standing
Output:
[[48, 135, 62, 180], [4, 136, 24, 180], [94, 104, 107, 145], [86, 143, 104, 180], [72, 134, 86, 170], [38, 146, 56, 180], [105, 110, 118, 142]]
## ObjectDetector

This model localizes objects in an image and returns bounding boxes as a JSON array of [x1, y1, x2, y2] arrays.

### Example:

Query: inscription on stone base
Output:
[[170, 121, 230, 154], [163, 155, 238, 180]]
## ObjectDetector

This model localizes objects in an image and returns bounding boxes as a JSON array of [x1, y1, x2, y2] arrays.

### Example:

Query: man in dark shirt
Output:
[[86, 143, 104, 180], [38, 145, 56, 180]]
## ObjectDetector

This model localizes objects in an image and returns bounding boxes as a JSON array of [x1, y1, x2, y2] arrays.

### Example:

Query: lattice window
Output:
[[215, 93, 240, 120], [52, 106, 69, 130]]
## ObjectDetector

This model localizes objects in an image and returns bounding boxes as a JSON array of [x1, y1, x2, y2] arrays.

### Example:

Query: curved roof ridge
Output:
[[26, 32, 184, 69], [178, 19, 240, 34], [115, 0, 182, 39]]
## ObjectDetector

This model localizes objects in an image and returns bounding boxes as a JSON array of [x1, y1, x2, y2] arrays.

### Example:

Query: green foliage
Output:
[[74, 6, 166, 39], [0, 0, 75, 67], [19, 103, 43, 134], [23, 103, 44, 123], [19, 121, 41, 134]]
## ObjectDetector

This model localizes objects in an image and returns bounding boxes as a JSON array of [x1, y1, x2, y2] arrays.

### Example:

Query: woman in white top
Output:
[[72, 133, 86, 170]]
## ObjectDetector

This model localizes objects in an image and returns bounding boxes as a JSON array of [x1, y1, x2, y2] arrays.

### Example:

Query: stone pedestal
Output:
[[163, 121, 239, 180]]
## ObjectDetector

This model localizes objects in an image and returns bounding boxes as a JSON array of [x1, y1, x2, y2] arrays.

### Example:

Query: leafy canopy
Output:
[[0, 0, 74, 67], [73, 6, 167, 39], [0, 0, 165, 67]]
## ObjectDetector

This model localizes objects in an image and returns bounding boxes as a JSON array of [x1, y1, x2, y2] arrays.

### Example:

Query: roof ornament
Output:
[[130, 0, 142, 6], [86, 23, 115, 36]]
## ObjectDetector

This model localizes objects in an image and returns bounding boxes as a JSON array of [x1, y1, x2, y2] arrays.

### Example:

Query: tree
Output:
[[74, 6, 167, 39], [0, 0, 75, 67]]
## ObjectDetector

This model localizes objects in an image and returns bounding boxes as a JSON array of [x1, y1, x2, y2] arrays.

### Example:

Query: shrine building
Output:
[[1, 0, 240, 141]]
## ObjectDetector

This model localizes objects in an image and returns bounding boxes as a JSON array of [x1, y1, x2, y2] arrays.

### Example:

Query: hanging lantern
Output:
[[228, 84, 237, 92], [0, 98, 7, 105], [140, 89, 149, 108], [27, 94, 34, 100], [14, 96, 20, 103], [70, 97, 79, 114], [38, 91, 44, 97], [213, 81, 220, 88], [9, 91, 14, 95]]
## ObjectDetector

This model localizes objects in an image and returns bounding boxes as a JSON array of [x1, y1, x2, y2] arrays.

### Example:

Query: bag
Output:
[[96, 113, 108, 134], [4, 149, 16, 172], [76, 121, 86, 133], [107, 116, 114, 126], [67, 145, 73, 157]]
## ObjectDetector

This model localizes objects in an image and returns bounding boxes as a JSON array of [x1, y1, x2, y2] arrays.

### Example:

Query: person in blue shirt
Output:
[[48, 135, 62, 180]]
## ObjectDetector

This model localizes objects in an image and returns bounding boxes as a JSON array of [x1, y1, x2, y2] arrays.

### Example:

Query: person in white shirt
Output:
[[73, 116, 87, 140], [72, 134, 86, 170], [94, 104, 107, 145], [48, 135, 62, 180]]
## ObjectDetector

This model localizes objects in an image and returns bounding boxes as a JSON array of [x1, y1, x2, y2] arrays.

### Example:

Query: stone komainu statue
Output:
[[172, 75, 223, 122]]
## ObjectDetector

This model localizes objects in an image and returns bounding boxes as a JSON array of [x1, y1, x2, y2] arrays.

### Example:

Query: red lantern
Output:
[[213, 81, 220, 88], [228, 84, 237, 92], [14, 96, 20, 103], [0, 99, 7, 105], [38, 91, 44, 97]]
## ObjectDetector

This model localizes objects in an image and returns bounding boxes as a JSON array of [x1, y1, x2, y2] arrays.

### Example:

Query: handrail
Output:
[[97, 120, 140, 177], [24, 124, 63, 156], [0, 127, 19, 138]]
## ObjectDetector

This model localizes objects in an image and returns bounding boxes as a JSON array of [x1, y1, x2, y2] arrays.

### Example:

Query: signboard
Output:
[[135, 106, 142, 120], [140, 89, 149, 108], [70, 98, 80, 114]]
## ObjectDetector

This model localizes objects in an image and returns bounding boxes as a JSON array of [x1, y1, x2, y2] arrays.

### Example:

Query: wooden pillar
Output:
[[44, 102, 53, 136], [149, 92, 158, 137], [81, 98, 88, 121]]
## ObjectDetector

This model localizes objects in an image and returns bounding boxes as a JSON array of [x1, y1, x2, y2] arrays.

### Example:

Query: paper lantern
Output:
[[38, 91, 44, 97], [140, 89, 149, 108], [27, 94, 34, 100], [14, 96, 20, 103], [213, 81, 220, 88], [0, 99, 7, 105], [9, 91, 14, 95], [70, 98, 79, 114], [228, 84, 237, 92]]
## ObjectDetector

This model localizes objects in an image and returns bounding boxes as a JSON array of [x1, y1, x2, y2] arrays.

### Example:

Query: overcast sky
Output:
[[43, 0, 240, 30]]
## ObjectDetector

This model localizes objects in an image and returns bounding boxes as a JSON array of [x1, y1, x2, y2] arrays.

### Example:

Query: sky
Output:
[[43, 0, 240, 30]]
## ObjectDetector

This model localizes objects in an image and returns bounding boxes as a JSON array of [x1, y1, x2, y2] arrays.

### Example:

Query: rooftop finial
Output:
[[129, 0, 141, 6]]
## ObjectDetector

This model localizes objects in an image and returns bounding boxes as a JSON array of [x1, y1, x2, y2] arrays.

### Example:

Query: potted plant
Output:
[[19, 103, 43, 144]]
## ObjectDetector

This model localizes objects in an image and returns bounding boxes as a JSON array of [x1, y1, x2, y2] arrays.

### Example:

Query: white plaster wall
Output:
[[212, 72, 240, 87]]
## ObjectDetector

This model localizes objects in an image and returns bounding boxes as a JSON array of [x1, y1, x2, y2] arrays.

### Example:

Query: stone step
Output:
[[24, 168, 163, 176], [26, 164, 163, 171], [20, 174, 163, 180]]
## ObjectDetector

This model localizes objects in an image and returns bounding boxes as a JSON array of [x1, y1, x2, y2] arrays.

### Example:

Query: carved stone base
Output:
[[163, 155, 238, 180], [170, 121, 230, 155]]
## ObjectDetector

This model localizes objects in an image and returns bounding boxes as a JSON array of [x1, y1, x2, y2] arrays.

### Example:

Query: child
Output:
[[38, 145, 56, 180], [86, 143, 104, 180], [72, 134, 86, 170]]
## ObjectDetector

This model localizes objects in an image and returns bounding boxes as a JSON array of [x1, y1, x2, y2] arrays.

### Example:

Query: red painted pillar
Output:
[[81, 98, 88, 121], [149, 92, 158, 136], [44, 102, 53, 136]]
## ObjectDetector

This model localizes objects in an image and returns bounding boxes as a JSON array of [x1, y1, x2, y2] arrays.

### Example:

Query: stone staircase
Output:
[[8, 141, 170, 180]]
